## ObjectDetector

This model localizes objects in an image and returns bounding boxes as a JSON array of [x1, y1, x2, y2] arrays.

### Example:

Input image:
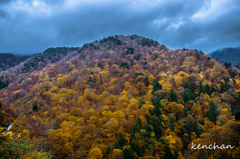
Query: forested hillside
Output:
[[0, 35, 240, 159]]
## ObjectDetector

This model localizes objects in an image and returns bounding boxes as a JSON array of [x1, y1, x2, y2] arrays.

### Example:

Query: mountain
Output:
[[0, 53, 32, 72], [0, 47, 79, 84], [209, 47, 240, 67], [0, 35, 240, 159]]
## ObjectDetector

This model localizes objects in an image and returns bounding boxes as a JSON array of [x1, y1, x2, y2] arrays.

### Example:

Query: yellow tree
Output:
[[167, 102, 184, 117], [103, 118, 119, 137], [87, 147, 103, 159], [117, 90, 129, 108], [108, 149, 124, 159], [48, 121, 82, 158]]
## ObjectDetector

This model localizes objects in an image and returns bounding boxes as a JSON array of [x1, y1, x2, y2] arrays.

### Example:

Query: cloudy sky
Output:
[[0, 0, 240, 55]]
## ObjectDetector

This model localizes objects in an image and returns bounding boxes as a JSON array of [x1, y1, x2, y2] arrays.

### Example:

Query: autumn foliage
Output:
[[0, 35, 240, 159]]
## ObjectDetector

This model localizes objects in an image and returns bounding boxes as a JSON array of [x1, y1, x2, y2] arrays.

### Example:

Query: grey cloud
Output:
[[0, 0, 239, 54], [0, 0, 11, 4], [0, 0, 10, 18]]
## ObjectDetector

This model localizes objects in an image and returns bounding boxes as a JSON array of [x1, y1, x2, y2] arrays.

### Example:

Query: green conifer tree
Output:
[[123, 148, 136, 159], [207, 101, 217, 123], [170, 88, 178, 102], [152, 80, 162, 95]]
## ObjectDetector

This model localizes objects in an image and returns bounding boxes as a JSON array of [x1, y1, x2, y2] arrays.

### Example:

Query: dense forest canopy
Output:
[[0, 35, 240, 159]]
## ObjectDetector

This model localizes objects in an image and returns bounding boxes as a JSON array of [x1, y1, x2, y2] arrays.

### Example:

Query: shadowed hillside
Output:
[[0, 53, 32, 72], [209, 47, 240, 68], [0, 47, 79, 84]]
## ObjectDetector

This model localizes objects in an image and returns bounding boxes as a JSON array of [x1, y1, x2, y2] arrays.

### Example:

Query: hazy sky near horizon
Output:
[[0, 0, 239, 55]]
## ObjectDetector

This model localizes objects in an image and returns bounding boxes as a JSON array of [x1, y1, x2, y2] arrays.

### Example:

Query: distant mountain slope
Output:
[[0, 53, 32, 72], [209, 47, 240, 67], [0, 47, 79, 83], [19, 47, 79, 73]]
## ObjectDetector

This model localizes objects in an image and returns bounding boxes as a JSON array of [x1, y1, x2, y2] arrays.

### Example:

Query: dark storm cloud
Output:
[[0, 0, 10, 17], [0, 0, 239, 55]]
